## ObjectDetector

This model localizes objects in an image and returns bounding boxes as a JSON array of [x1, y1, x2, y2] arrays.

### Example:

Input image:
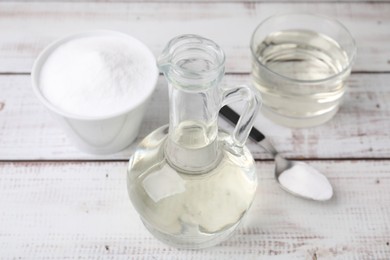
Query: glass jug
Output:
[[127, 35, 261, 249]]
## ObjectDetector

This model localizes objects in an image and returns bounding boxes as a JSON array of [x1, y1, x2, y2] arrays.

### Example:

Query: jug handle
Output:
[[220, 85, 262, 147]]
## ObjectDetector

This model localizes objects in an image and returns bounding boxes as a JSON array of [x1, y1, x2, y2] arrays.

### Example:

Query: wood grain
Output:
[[0, 160, 389, 259], [8, 0, 390, 2], [0, 2, 389, 73], [1, 73, 389, 160]]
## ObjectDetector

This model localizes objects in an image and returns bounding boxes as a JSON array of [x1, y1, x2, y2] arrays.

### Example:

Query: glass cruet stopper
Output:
[[127, 34, 262, 249]]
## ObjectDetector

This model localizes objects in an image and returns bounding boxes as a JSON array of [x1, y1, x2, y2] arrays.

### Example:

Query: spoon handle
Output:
[[220, 105, 265, 142]]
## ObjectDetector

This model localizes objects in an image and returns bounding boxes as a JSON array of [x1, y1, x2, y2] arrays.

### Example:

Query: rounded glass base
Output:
[[127, 125, 257, 249], [142, 217, 240, 249]]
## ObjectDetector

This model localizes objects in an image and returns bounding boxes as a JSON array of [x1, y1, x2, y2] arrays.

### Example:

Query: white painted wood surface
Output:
[[9, 0, 390, 2], [0, 2, 389, 73], [1, 1, 390, 259], [0, 161, 389, 259]]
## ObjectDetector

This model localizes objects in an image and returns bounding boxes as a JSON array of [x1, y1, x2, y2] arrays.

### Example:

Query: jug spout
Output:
[[157, 51, 171, 73], [157, 34, 226, 87]]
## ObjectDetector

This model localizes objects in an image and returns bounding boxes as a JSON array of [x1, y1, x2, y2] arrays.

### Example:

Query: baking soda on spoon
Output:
[[278, 162, 333, 201]]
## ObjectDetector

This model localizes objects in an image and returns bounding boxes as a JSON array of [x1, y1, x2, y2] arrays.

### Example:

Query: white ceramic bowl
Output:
[[31, 31, 159, 154]]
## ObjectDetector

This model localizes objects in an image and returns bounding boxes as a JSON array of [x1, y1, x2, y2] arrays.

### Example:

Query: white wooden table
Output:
[[1, 1, 390, 259]]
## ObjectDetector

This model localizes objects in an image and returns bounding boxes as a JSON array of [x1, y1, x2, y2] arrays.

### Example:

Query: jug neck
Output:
[[165, 83, 221, 173], [158, 35, 226, 173]]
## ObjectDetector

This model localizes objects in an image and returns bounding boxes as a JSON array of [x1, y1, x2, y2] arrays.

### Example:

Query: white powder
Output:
[[40, 34, 157, 117], [278, 162, 333, 201]]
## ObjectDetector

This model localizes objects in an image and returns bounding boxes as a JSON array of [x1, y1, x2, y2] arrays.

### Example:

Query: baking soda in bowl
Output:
[[39, 33, 157, 118], [32, 31, 158, 154]]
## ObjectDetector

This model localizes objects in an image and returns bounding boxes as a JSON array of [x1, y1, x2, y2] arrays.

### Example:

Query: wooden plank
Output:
[[0, 160, 389, 258], [1, 73, 389, 160], [0, 2, 389, 73], [8, 0, 390, 2]]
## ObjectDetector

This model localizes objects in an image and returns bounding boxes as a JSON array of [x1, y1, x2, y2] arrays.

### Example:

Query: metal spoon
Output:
[[220, 106, 333, 201]]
